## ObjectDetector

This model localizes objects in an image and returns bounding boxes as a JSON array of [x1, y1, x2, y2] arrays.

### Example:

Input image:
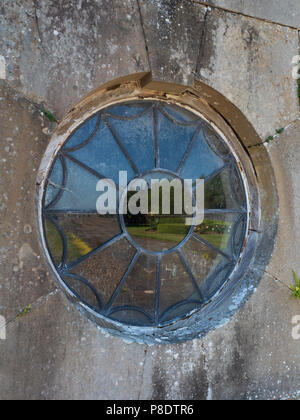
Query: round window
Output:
[[38, 81, 259, 343]]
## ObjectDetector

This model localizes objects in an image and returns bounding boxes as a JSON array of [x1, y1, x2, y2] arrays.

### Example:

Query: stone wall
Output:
[[0, 0, 299, 400]]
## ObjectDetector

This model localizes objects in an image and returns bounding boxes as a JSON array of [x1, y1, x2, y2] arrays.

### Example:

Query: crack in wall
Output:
[[200, 340, 212, 400], [254, 267, 291, 292], [33, 0, 48, 56], [136, 0, 152, 72], [249, 116, 300, 149], [189, 0, 300, 30], [1, 79, 35, 108], [195, 6, 210, 77], [0, 79, 57, 130], [1, 79, 40, 109], [137, 347, 148, 400], [4, 288, 59, 329]]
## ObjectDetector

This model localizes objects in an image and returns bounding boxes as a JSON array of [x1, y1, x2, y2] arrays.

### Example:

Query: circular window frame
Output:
[[36, 75, 262, 344]]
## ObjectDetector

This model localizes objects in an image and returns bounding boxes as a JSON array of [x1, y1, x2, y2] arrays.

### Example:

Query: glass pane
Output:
[[163, 104, 199, 124], [232, 214, 248, 257], [46, 214, 121, 265], [203, 124, 231, 160], [48, 157, 108, 212], [63, 274, 102, 311], [44, 217, 63, 267], [45, 157, 64, 207], [126, 216, 189, 253], [67, 122, 136, 185], [199, 263, 234, 301], [105, 102, 151, 118], [159, 253, 200, 320], [123, 172, 191, 253], [107, 112, 155, 174], [181, 236, 226, 287], [204, 165, 246, 210], [70, 238, 136, 304], [158, 110, 199, 173], [110, 254, 157, 324], [181, 132, 224, 180], [64, 114, 99, 150], [230, 164, 247, 208], [194, 213, 245, 255]]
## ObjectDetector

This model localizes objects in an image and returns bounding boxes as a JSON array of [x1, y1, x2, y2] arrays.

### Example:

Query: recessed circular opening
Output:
[[38, 81, 261, 344]]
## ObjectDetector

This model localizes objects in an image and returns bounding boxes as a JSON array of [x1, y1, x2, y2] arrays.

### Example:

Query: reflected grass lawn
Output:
[[127, 226, 185, 244], [127, 226, 228, 249], [46, 217, 230, 265], [45, 219, 90, 264]]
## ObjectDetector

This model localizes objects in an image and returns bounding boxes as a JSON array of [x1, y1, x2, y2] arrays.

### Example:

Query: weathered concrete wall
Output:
[[0, 0, 300, 400]]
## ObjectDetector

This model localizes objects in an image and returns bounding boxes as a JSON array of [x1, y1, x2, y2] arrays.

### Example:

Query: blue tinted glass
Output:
[[67, 123, 136, 185], [50, 158, 108, 212], [64, 115, 98, 150], [105, 103, 151, 118], [181, 133, 224, 179], [158, 111, 198, 172], [107, 112, 155, 174], [45, 157, 63, 206], [163, 104, 199, 124]]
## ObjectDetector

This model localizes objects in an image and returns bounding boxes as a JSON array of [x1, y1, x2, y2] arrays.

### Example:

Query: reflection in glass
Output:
[[45, 217, 63, 266], [45, 157, 64, 207], [45, 214, 121, 265], [123, 172, 191, 253], [181, 130, 224, 180], [70, 238, 136, 305], [64, 114, 99, 151], [158, 113, 200, 173], [159, 252, 201, 321], [50, 157, 105, 212], [43, 101, 248, 327], [107, 112, 155, 174], [200, 263, 234, 301], [181, 236, 225, 287], [63, 273, 103, 311], [126, 215, 189, 253], [204, 165, 245, 210], [193, 212, 246, 256], [111, 254, 157, 325], [67, 121, 136, 185]]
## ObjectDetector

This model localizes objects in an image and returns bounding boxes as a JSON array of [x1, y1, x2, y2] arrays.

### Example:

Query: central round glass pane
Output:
[[123, 171, 192, 254], [42, 100, 248, 327]]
